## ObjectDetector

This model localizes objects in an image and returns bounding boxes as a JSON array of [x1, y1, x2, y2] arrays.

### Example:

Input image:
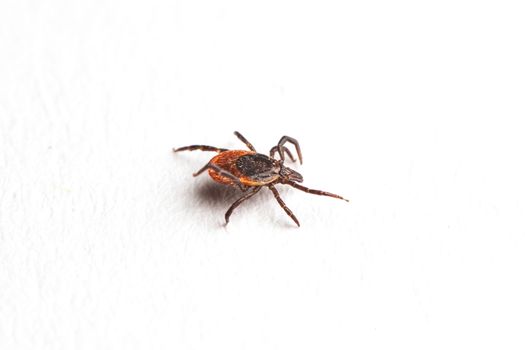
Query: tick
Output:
[[173, 131, 348, 227]]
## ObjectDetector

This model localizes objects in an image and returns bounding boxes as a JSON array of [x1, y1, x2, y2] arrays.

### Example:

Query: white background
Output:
[[1, 0, 525, 349]]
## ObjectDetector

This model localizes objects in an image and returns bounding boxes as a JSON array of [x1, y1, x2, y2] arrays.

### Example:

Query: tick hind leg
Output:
[[234, 131, 256, 152], [224, 187, 261, 225], [193, 163, 246, 191], [268, 184, 300, 227], [173, 145, 228, 153], [270, 135, 303, 164]]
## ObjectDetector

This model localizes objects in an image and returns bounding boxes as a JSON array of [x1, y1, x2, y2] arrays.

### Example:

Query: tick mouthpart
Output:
[[281, 166, 303, 183]]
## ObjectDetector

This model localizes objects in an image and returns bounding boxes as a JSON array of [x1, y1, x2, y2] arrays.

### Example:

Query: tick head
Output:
[[279, 164, 303, 183]]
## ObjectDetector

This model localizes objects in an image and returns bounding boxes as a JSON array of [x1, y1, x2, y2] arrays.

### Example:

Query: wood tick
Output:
[[173, 131, 348, 227]]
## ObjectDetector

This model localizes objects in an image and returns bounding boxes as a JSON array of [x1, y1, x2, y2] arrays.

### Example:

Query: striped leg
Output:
[[284, 181, 348, 202], [269, 145, 297, 162], [272, 135, 303, 164], [234, 131, 256, 152], [268, 184, 300, 227], [173, 145, 228, 153], [224, 187, 262, 224]]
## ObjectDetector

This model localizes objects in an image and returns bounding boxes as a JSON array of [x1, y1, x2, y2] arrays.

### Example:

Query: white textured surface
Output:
[[1, 1, 525, 349]]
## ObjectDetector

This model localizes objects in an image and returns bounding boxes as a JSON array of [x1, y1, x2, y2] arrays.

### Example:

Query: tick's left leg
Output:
[[268, 184, 300, 227], [224, 187, 262, 224]]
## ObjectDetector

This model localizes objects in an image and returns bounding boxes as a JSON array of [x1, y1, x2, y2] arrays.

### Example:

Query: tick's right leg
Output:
[[173, 145, 228, 153], [268, 184, 300, 227]]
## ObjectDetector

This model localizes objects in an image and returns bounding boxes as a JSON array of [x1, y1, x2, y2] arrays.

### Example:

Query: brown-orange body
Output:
[[208, 150, 279, 186]]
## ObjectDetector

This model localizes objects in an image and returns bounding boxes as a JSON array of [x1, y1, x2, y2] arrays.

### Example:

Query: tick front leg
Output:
[[284, 181, 349, 202], [273, 135, 303, 164], [173, 145, 228, 153], [268, 184, 300, 227], [224, 187, 261, 225], [269, 145, 297, 163]]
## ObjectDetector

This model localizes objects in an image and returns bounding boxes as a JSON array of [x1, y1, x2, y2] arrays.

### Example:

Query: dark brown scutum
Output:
[[235, 154, 276, 178]]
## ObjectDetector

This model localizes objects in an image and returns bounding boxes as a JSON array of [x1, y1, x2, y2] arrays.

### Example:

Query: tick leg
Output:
[[284, 181, 349, 202], [192, 163, 211, 177], [268, 184, 300, 227], [193, 163, 246, 191], [269, 145, 296, 162], [272, 135, 303, 164], [173, 145, 228, 153], [234, 131, 256, 152], [224, 187, 261, 224]]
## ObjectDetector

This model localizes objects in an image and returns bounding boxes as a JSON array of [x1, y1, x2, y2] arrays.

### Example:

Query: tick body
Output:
[[173, 131, 348, 227], [209, 151, 278, 186]]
